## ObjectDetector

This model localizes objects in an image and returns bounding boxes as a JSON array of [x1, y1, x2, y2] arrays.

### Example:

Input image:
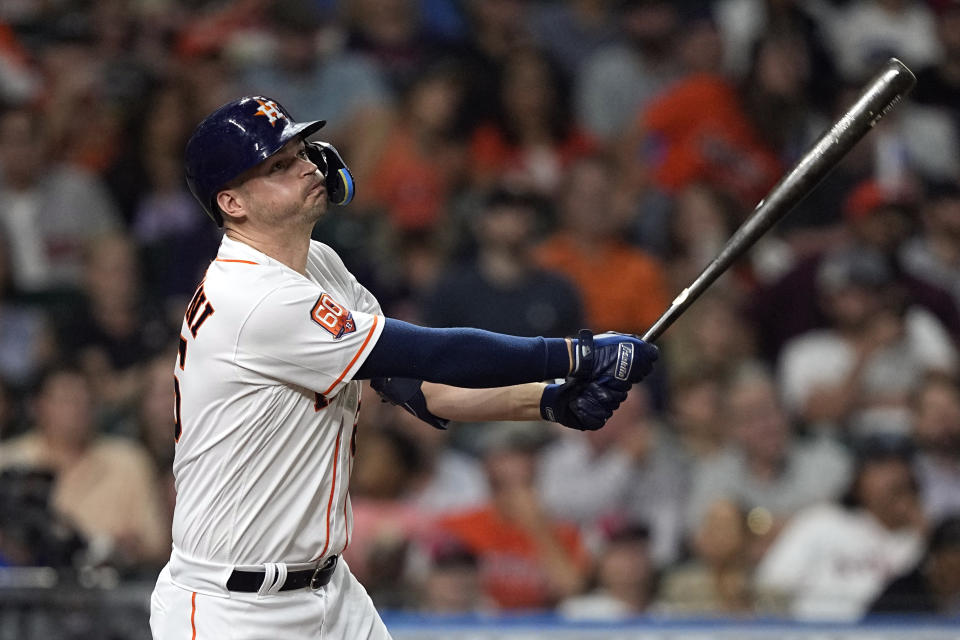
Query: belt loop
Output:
[[257, 563, 278, 596]]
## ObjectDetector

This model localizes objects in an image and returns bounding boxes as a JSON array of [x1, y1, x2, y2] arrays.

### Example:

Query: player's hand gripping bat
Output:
[[640, 58, 917, 343]]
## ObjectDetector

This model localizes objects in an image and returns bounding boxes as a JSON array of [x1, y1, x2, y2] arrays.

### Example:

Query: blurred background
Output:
[[1, 0, 960, 637]]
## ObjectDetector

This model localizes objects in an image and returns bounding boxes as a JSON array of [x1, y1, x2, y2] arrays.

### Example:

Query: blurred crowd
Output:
[[0, 0, 960, 623]]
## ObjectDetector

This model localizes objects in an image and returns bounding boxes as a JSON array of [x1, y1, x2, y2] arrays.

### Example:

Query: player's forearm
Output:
[[422, 382, 547, 422], [355, 318, 573, 387]]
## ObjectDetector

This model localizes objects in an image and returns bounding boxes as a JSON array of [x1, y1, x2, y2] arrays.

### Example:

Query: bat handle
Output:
[[640, 321, 665, 344], [640, 286, 691, 343]]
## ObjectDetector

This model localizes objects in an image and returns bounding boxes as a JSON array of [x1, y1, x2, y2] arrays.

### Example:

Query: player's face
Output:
[[237, 139, 328, 227]]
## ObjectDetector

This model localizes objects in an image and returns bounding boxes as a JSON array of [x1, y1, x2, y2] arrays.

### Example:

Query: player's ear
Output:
[[216, 188, 247, 223]]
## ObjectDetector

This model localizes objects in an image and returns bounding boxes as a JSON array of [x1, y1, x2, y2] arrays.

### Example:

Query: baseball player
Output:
[[149, 96, 659, 640]]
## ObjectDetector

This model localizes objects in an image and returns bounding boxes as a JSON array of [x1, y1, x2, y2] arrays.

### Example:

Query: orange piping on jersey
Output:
[[321, 315, 380, 397], [317, 425, 343, 560], [342, 400, 360, 552], [190, 591, 197, 639], [215, 259, 259, 265], [342, 451, 353, 551], [342, 498, 351, 552]]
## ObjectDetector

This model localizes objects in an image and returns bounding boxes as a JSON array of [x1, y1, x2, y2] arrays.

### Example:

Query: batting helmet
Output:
[[184, 96, 327, 226]]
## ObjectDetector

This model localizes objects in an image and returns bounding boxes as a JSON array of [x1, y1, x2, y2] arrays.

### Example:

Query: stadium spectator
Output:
[[686, 364, 851, 534], [425, 187, 583, 338], [439, 432, 590, 610], [660, 184, 741, 291], [469, 46, 596, 198], [872, 102, 960, 185], [417, 539, 488, 614], [821, 0, 941, 82], [750, 179, 960, 364], [0, 231, 55, 392], [910, 373, 960, 523], [558, 523, 655, 620], [538, 387, 688, 568], [755, 435, 926, 620], [667, 368, 727, 462], [838, 180, 960, 334], [712, 0, 839, 94], [365, 61, 468, 232], [0, 22, 40, 103], [136, 353, 178, 531], [56, 234, 172, 431], [657, 499, 754, 615], [621, 13, 782, 209], [901, 180, 960, 318], [778, 246, 957, 436], [869, 514, 960, 615], [0, 365, 168, 569], [386, 404, 490, 515], [740, 34, 824, 171], [911, 1, 960, 126], [343, 0, 446, 92], [535, 154, 669, 334], [131, 82, 221, 311], [574, 0, 680, 143], [526, 0, 618, 79], [450, 0, 531, 132], [37, 8, 129, 178], [0, 106, 120, 293], [666, 290, 756, 383], [346, 425, 433, 609]]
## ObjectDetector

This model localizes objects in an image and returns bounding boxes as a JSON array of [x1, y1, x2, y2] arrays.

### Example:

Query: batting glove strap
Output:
[[370, 376, 448, 430], [541, 377, 630, 431], [570, 330, 659, 384]]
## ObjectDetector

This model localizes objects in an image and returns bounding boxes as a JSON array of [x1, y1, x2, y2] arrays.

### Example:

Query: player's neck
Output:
[[225, 226, 311, 275]]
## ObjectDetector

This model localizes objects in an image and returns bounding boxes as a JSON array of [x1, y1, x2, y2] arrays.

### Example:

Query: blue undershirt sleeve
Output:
[[354, 318, 572, 387]]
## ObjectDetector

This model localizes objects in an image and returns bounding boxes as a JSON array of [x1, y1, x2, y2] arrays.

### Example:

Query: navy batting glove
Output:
[[571, 330, 658, 384], [540, 377, 630, 431]]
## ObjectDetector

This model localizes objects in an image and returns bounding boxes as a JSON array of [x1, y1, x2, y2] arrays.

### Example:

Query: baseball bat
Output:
[[640, 57, 916, 344]]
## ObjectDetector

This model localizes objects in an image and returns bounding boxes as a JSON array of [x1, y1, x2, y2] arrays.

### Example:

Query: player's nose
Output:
[[298, 155, 320, 176]]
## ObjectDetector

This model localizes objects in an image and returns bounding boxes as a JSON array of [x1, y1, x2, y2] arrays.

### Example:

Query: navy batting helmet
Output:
[[184, 96, 327, 226]]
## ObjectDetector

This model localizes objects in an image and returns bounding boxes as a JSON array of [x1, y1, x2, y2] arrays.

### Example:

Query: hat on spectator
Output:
[[850, 432, 916, 462], [843, 180, 917, 222], [930, 515, 960, 553], [426, 536, 478, 569], [926, 179, 960, 203], [842, 433, 917, 509]]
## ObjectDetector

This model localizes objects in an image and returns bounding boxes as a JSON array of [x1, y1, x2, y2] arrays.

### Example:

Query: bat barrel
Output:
[[640, 58, 916, 344]]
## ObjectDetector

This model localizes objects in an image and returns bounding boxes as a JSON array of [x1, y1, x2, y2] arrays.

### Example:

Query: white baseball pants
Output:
[[150, 558, 392, 639]]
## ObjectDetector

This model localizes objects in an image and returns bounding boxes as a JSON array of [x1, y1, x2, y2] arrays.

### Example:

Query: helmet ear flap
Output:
[[306, 141, 355, 206]]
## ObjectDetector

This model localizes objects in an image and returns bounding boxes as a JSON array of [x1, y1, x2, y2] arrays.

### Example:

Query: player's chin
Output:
[[305, 199, 328, 222]]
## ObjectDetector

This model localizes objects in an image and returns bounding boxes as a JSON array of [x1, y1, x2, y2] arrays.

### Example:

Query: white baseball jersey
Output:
[[170, 235, 383, 567]]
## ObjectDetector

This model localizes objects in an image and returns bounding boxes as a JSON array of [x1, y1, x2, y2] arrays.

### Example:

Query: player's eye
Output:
[[271, 159, 288, 173]]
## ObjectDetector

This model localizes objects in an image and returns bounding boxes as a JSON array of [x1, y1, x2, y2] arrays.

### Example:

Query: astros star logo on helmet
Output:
[[253, 99, 286, 126]]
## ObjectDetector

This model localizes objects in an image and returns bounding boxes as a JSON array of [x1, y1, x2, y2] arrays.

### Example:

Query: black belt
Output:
[[226, 555, 338, 592]]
